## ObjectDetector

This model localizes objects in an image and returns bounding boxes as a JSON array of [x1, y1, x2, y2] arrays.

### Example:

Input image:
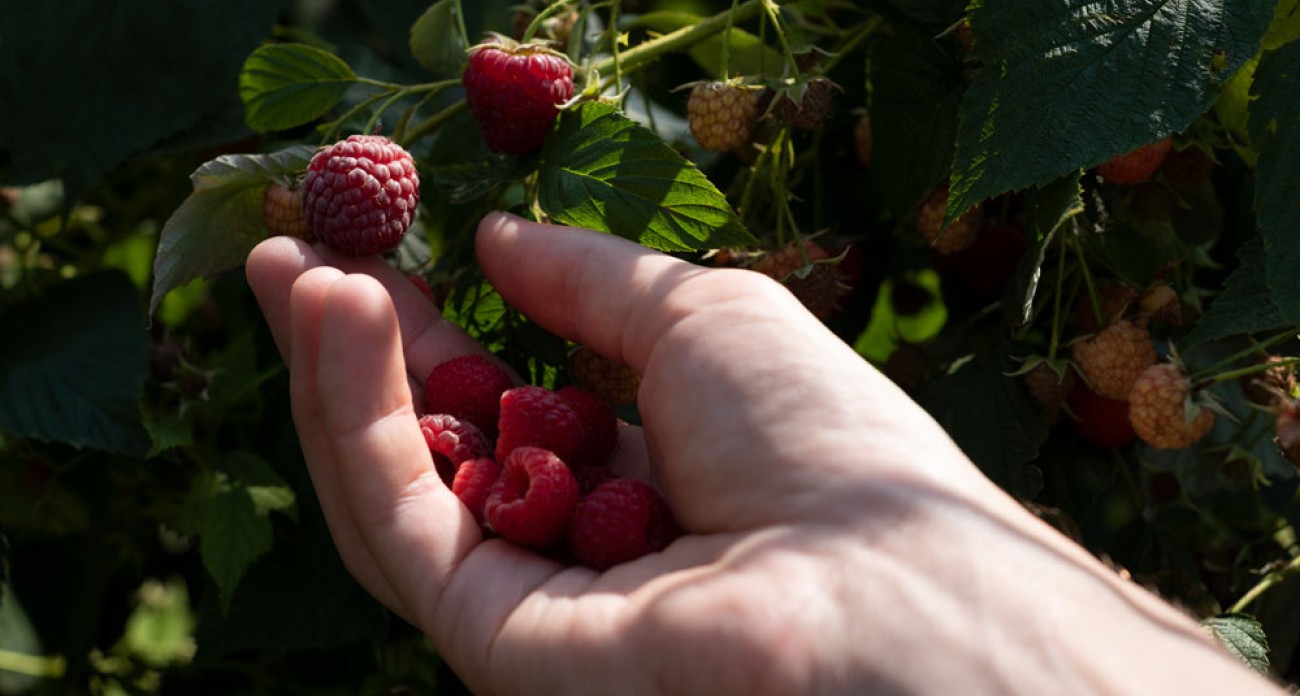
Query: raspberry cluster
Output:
[[422, 354, 677, 569]]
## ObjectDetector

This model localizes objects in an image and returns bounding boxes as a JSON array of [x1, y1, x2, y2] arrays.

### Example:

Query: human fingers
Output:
[[475, 212, 983, 532], [245, 235, 492, 410], [284, 267, 411, 619]]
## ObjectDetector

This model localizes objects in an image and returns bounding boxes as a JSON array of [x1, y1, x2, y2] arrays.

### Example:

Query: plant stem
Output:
[[400, 100, 469, 146], [1048, 237, 1068, 359], [1070, 224, 1104, 330], [819, 15, 884, 75], [591, 0, 789, 76], [1189, 330, 1297, 381], [1229, 554, 1300, 614], [0, 649, 65, 678], [523, 0, 576, 44], [1201, 356, 1300, 387]]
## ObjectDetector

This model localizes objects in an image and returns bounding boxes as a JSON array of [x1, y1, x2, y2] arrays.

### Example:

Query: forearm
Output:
[[827, 486, 1284, 696]]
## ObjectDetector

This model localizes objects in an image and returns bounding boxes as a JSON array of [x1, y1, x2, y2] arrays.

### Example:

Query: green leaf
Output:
[[428, 155, 537, 204], [867, 28, 965, 217], [1250, 39, 1300, 326], [1203, 613, 1271, 675], [0, 272, 150, 456], [920, 350, 1046, 498], [443, 278, 509, 353], [950, 0, 1274, 218], [410, 0, 466, 76], [194, 494, 388, 657], [188, 452, 296, 612], [1183, 236, 1290, 348], [239, 43, 358, 132], [628, 12, 785, 78], [887, 0, 971, 26], [1002, 173, 1083, 329], [150, 146, 316, 316], [0, 2, 277, 195], [539, 102, 755, 251]]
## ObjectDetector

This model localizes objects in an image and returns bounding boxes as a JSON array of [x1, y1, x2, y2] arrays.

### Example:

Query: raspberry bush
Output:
[[2, 0, 1300, 692]]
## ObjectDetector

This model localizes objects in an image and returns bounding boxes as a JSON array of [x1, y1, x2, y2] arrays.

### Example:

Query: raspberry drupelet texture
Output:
[[1128, 364, 1215, 449], [452, 457, 503, 525], [750, 239, 848, 319], [419, 413, 492, 482], [495, 385, 587, 465], [687, 80, 760, 152], [484, 447, 580, 548], [568, 478, 678, 570], [463, 39, 574, 154], [262, 183, 311, 240], [1071, 321, 1157, 401], [301, 134, 419, 256], [570, 346, 641, 406], [425, 355, 515, 438]]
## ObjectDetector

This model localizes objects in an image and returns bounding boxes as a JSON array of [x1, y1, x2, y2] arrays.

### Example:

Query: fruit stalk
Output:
[[1229, 554, 1300, 614], [1190, 331, 1298, 382], [590, 0, 794, 78]]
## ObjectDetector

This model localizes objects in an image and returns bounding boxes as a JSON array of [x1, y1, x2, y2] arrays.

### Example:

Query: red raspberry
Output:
[[568, 478, 678, 570], [1136, 284, 1182, 327], [570, 346, 640, 406], [1071, 321, 1157, 401], [485, 447, 580, 548], [556, 386, 618, 467], [1096, 137, 1172, 185], [262, 182, 311, 240], [301, 134, 420, 256], [452, 457, 502, 525], [419, 413, 492, 484], [462, 37, 574, 155], [495, 385, 586, 465], [425, 355, 514, 437], [916, 184, 982, 254], [686, 80, 760, 152], [774, 77, 839, 130], [1066, 383, 1136, 448], [749, 239, 849, 319], [1128, 364, 1214, 449]]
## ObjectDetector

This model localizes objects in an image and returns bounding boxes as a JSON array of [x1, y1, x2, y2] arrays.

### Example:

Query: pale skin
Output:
[[246, 211, 1284, 696]]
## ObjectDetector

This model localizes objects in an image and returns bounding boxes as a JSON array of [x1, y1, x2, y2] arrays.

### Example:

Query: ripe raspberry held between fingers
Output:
[[462, 36, 574, 155], [568, 477, 677, 571], [424, 354, 514, 437], [485, 446, 581, 549], [301, 134, 420, 256]]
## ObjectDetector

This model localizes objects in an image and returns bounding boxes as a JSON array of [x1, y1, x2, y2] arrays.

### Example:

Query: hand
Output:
[[246, 212, 1280, 696]]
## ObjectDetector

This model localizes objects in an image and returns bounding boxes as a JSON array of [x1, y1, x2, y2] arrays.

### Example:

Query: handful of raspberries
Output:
[[420, 354, 677, 570]]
